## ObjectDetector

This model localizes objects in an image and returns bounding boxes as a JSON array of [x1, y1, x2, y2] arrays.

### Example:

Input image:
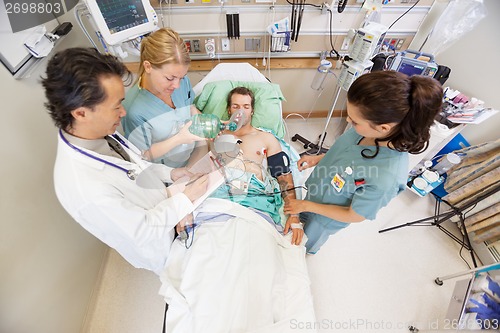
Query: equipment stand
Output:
[[379, 185, 500, 268], [291, 84, 343, 155]]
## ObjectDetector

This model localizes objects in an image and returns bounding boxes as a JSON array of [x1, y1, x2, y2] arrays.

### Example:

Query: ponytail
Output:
[[399, 75, 443, 154], [347, 71, 443, 156]]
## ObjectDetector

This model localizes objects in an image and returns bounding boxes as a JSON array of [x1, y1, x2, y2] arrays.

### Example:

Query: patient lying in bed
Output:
[[207, 87, 304, 245], [159, 79, 315, 333]]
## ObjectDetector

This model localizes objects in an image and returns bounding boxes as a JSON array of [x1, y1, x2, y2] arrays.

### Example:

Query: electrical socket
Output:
[[192, 39, 200, 52], [184, 40, 192, 52], [221, 37, 230, 51]]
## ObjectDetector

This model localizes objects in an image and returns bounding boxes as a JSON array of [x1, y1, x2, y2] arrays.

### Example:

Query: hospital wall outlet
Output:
[[205, 38, 216, 58], [184, 40, 192, 52], [192, 39, 201, 52], [221, 37, 230, 51]]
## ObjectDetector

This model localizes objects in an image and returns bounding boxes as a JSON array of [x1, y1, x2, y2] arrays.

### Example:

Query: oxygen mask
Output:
[[227, 109, 246, 132]]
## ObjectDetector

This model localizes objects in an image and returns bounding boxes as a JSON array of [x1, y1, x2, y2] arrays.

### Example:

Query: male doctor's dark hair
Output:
[[42, 47, 132, 130]]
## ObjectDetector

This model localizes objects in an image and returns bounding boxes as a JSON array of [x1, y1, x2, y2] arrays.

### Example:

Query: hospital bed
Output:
[[158, 63, 317, 333]]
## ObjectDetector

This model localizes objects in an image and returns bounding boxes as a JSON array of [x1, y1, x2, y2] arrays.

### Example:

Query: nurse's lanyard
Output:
[[59, 129, 137, 180]]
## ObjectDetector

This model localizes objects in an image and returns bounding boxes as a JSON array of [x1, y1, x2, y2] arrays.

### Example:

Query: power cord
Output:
[[387, 0, 420, 31], [162, 303, 168, 333], [284, 0, 321, 9], [327, 8, 341, 58]]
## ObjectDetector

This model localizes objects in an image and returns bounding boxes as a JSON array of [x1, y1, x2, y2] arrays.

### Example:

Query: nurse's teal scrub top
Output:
[[302, 128, 409, 228]]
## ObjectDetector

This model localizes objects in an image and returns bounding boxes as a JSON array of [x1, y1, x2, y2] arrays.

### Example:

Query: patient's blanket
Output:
[[159, 198, 316, 333], [210, 165, 285, 228], [208, 128, 305, 227]]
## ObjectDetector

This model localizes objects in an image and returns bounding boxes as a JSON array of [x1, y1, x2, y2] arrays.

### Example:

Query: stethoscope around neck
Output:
[[59, 129, 138, 180]]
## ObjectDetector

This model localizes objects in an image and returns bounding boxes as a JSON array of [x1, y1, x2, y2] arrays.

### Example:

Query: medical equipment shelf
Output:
[[125, 56, 336, 72]]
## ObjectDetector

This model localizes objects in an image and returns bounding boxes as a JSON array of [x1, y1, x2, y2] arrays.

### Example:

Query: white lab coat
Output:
[[54, 132, 194, 275]]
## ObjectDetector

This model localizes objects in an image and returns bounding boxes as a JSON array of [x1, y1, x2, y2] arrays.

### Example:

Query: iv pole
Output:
[[291, 84, 343, 155]]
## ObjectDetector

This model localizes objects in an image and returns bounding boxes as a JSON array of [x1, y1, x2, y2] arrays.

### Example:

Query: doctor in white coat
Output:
[[42, 47, 208, 275]]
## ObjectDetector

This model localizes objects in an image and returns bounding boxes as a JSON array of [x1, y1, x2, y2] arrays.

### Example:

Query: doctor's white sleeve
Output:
[[73, 189, 194, 273]]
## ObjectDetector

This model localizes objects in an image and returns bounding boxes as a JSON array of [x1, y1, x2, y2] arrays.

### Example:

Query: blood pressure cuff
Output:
[[267, 151, 291, 178]]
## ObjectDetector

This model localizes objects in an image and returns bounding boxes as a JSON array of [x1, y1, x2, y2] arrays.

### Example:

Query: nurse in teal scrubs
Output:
[[284, 71, 444, 254], [122, 28, 205, 168]]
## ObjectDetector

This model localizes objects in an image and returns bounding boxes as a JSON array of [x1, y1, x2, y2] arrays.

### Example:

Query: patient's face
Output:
[[229, 93, 253, 127]]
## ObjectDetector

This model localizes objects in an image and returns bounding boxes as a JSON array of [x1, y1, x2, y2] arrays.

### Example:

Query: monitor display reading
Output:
[[398, 62, 424, 77], [96, 0, 149, 35], [84, 0, 156, 45]]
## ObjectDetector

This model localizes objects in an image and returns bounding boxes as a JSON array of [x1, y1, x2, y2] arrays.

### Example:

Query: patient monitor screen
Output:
[[398, 62, 424, 77], [96, 0, 149, 35]]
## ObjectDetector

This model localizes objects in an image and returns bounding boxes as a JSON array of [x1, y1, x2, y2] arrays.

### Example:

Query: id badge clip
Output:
[[331, 166, 353, 192]]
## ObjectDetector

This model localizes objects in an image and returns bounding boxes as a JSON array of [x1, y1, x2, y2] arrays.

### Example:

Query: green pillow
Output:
[[194, 80, 286, 138]]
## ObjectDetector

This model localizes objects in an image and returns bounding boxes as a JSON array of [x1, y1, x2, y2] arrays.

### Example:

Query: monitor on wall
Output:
[[84, 0, 157, 45]]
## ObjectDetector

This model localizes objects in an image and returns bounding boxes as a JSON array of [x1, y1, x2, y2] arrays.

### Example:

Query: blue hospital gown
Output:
[[210, 167, 286, 228]]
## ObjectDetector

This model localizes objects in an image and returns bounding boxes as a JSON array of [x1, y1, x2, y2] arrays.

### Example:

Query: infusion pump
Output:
[[338, 60, 373, 91], [387, 50, 439, 77]]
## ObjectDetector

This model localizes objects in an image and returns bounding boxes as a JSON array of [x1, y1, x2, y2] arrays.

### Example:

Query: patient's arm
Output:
[[264, 136, 304, 245], [277, 172, 304, 246]]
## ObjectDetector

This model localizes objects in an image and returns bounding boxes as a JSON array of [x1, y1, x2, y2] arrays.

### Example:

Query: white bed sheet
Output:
[[157, 64, 316, 332], [159, 198, 317, 333]]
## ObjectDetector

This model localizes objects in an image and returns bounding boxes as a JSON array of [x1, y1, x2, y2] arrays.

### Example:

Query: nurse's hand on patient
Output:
[[183, 174, 209, 202], [284, 215, 304, 245], [284, 198, 307, 215], [297, 154, 323, 171]]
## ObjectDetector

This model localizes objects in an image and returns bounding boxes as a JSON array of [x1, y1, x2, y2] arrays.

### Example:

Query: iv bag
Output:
[[422, 0, 487, 56]]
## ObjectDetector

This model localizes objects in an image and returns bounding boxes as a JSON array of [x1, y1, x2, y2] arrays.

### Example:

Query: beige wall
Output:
[[0, 12, 107, 333], [432, 0, 500, 145]]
